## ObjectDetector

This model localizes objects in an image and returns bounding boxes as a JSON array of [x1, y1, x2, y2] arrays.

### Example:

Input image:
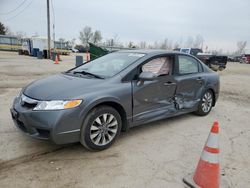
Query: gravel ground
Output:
[[0, 51, 249, 188]]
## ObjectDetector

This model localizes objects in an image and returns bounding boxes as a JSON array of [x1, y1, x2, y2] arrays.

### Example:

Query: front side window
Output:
[[142, 57, 171, 76], [178, 55, 199, 74]]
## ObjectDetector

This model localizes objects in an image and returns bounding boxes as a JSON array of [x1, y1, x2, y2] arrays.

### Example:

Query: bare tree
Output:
[[138, 41, 147, 49], [79, 26, 93, 44], [236, 41, 247, 54], [153, 41, 160, 49], [15, 31, 26, 40], [128, 41, 136, 48], [70, 38, 76, 48], [185, 36, 194, 47], [173, 42, 180, 49], [112, 34, 120, 46], [193, 35, 204, 48], [160, 38, 168, 49], [178, 37, 183, 48], [105, 34, 120, 47], [211, 49, 223, 55], [5, 26, 13, 35], [58, 38, 66, 43], [92, 30, 102, 44], [105, 39, 113, 46], [147, 44, 154, 49], [167, 40, 173, 50]]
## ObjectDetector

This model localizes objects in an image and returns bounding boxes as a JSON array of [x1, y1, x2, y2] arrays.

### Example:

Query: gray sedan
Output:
[[10, 50, 220, 150]]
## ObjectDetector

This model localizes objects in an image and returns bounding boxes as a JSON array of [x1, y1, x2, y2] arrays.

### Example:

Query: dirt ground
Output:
[[0, 51, 249, 188]]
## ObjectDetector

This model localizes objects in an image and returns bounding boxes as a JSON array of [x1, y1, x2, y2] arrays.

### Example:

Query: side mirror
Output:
[[139, 72, 157, 81]]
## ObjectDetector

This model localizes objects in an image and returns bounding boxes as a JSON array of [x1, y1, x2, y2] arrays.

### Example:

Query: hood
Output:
[[23, 73, 106, 100]]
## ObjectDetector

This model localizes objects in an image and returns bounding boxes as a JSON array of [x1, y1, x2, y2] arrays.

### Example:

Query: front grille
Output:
[[15, 119, 50, 139], [37, 129, 50, 139], [16, 119, 28, 133]]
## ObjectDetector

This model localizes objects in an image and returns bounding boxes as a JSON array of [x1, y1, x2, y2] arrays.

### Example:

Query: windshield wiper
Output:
[[73, 71, 104, 79]]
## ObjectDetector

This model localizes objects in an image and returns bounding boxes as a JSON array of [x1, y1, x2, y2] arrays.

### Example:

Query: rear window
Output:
[[180, 48, 190, 54]]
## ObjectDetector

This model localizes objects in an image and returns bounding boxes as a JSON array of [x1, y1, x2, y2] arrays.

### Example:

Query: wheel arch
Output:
[[82, 100, 129, 132], [206, 88, 216, 106]]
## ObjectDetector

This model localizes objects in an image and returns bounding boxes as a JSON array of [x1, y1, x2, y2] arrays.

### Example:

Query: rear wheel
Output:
[[195, 90, 214, 116], [80, 106, 122, 150]]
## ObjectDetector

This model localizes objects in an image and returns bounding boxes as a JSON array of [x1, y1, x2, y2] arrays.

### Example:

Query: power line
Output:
[[4, 0, 34, 21], [0, 0, 29, 15]]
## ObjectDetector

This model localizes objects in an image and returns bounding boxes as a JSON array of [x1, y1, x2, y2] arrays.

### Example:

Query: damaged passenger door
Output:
[[174, 55, 206, 110], [132, 55, 177, 123]]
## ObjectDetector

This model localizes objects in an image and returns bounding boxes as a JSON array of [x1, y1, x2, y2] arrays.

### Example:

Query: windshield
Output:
[[69, 52, 145, 78]]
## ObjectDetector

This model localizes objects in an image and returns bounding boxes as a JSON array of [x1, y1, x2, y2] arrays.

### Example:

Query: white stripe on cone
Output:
[[206, 132, 219, 148], [201, 150, 219, 164]]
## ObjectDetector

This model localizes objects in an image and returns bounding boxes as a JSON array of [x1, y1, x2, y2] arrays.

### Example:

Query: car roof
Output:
[[117, 49, 183, 56]]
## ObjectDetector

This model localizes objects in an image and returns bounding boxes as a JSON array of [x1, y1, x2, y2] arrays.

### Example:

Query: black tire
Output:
[[80, 105, 122, 151], [195, 90, 214, 116]]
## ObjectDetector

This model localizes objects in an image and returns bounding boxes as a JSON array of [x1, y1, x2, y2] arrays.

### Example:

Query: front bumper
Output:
[[10, 97, 84, 144]]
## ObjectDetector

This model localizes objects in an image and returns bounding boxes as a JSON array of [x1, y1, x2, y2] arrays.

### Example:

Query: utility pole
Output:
[[53, 24, 55, 51], [47, 0, 51, 59]]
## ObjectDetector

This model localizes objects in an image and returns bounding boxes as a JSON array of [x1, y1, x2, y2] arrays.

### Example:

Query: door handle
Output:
[[164, 82, 176, 86], [196, 77, 203, 84], [196, 77, 203, 81]]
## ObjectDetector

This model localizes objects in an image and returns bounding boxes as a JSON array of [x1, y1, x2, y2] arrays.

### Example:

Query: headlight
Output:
[[33, 100, 82, 110]]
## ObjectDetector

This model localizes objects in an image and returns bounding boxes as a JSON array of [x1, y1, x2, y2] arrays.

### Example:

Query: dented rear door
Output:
[[174, 55, 206, 109]]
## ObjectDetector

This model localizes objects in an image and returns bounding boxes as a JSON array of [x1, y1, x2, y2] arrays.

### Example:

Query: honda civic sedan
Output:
[[10, 50, 220, 150]]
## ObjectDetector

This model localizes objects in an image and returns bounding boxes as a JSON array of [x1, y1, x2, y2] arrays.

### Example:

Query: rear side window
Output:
[[178, 55, 199, 74]]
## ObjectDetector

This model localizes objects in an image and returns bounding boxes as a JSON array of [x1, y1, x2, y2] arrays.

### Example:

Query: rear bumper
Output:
[[10, 97, 84, 144], [210, 64, 226, 71]]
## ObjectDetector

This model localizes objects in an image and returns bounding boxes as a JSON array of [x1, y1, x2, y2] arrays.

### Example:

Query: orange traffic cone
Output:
[[54, 55, 59, 64], [183, 121, 220, 188], [86, 52, 90, 62]]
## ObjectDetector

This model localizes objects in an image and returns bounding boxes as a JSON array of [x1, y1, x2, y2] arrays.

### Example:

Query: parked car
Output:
[[174, 48, 227, 71], [174, 48, 203, 56], [70, 48, 79, 53], [74, 45, 88, 53], [228, 56, 243, 62], [241, 54, 250, 64], [10, 50, 220, 150], [196, 53, 227, 71]]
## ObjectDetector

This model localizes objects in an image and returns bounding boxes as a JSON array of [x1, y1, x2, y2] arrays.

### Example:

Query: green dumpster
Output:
[[88, 43, 109, 60]]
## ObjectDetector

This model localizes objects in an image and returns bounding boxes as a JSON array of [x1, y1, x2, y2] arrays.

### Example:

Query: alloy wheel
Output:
[[90, 113, 118, 146], [201, 92, 213, 113]]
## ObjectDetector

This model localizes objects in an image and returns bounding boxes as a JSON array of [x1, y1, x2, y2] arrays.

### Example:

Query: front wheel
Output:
[[80, 106, 122, 150], [195, 90, 214, 116]]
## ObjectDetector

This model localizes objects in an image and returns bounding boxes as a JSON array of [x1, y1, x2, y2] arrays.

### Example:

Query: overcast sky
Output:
[[1, 0, 250, 52]]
